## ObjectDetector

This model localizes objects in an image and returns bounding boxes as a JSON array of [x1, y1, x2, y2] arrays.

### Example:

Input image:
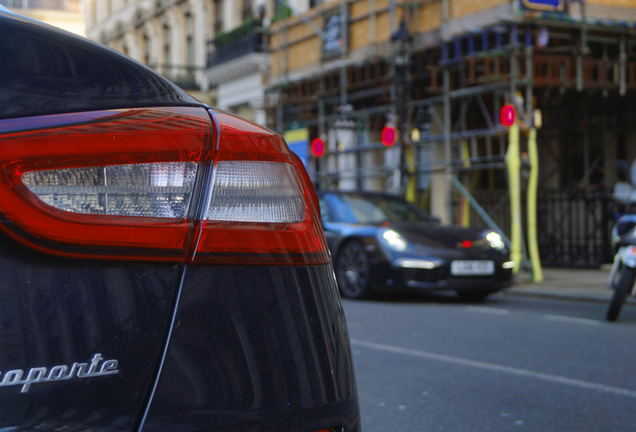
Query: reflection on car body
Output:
[[0, 11, 359, 432], [320, 191, 514, 300]]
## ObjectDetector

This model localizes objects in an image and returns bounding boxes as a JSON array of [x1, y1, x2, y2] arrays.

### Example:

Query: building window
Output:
[[213, 0, 223, 33], [3, 0, 25, 8], [143, 34, 150, 65], [66, 0, 81, 12], [163, 24, 171, 66], [186, 13, 194, 68], [241, 0, 252, 21], [309, 0, 323, 8]]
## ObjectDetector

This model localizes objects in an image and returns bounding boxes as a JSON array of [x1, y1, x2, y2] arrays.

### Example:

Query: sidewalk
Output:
[[505, 265, 614, 302]]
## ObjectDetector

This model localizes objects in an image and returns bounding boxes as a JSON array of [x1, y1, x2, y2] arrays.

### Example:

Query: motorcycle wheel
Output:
[[606, 266, 636, 322]]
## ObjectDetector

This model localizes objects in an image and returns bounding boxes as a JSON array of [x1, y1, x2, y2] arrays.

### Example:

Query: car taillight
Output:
[[192, 110, 329, 265], [0, 107, 329, 265]]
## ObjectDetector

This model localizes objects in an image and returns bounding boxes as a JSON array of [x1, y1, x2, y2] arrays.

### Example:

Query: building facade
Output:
[[2, 0, 85, 35], [86, 0, 210, 101], [85, 0, 323, 114]]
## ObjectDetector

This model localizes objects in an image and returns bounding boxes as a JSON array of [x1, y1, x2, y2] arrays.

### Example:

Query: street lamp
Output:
[[391, 18, 412, 196]]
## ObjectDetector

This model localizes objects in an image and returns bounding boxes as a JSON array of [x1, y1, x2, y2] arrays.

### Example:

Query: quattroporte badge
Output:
[[0, 353, 119, 393]]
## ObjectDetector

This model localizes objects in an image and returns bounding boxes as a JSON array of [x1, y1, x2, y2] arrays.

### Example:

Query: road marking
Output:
[[465, 306, 510, 315], [350, 338, 636, 399], [543, 314, 601, 326]]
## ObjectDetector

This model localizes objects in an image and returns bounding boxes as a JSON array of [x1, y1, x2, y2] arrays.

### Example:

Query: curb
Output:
[[502, 287, 612, 303]]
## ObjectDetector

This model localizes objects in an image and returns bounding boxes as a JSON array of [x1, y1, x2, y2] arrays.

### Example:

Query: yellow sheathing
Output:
[[351, 17, 372, 50], [289, 38, 322, 71], [375, 11, 392, 43], [270, 0, 531, 78], [451, 0, 509, 19], [587, 0, 633, 6], [416, 2, 443, 33], [271, 13, 322, 77], [350, 1, 371, 18]]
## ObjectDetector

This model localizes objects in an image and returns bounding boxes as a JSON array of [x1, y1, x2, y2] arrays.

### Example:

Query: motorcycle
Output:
[[606, 214, 636, 321]]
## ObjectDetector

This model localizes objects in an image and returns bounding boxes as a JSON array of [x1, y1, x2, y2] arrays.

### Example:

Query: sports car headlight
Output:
[[485, 231, 506, 251], [379, 229, 408, 252]]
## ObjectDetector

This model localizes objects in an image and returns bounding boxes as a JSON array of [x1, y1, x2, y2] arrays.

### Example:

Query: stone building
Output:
[[85, 0, 321, 113], [2, 0, 85, 35]]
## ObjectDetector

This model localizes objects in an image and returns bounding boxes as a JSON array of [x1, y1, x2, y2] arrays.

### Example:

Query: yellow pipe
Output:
[[460, 140, 471, 227], [527, 127, 543, 282], [505, 124, 522, 274], [406, 145, 417, 202]]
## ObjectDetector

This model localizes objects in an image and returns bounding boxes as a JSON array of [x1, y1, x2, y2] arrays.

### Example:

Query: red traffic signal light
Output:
[[382, 126, 396, 146], [500, 105, 515, 127], [311, 138, 325, 157]]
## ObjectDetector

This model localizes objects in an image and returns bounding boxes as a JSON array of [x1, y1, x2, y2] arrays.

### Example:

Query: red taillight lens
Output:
[[0, 107, 330, 265], [0, 107, 209, 260], [191, 110, 329, 265]]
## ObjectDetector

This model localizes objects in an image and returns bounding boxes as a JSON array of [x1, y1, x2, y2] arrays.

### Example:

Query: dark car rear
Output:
[[0, 12, 359, 432]]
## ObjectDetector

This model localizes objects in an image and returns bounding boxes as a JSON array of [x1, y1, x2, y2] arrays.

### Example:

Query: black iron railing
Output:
[[207, 19, 269, 68], [536, 188, 614, 268], [453, 188, 616, 269], [150, 64, 201, 90]]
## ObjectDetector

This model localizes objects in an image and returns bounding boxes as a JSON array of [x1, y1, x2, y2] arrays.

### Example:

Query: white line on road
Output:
[[543, 314, 601, 326], [464, 306, 510, 315], [350, 338, 636, 399]]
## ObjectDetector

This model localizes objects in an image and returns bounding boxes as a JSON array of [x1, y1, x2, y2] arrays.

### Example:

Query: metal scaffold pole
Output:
[[443, 67, 452, 223]]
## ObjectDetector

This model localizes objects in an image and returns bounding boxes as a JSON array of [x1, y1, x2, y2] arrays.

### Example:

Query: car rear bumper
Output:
[[372, 260, 514, 292], [142, 263, 360, 432], [0, 232, 359, 431]]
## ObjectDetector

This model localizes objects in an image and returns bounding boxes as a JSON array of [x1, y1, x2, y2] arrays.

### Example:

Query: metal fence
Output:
[[536, 189, 614, 268], [457, 188, 617, 269]]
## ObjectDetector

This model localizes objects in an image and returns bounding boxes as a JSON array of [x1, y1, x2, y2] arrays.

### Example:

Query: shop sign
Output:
[[520, 0, 566, 12], [322, 9, 348, 60]]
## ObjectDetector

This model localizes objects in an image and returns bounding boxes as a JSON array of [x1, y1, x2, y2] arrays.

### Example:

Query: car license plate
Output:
[[451, 260, 495, 276]]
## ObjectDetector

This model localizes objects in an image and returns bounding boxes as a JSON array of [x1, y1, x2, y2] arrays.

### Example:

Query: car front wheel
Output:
[[335, 240, 372, 299]]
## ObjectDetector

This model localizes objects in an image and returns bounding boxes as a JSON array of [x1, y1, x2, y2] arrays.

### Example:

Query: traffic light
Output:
[[311, 138, 324, 157], [382, 126, 396, 146], [500, 105, 515, 127]]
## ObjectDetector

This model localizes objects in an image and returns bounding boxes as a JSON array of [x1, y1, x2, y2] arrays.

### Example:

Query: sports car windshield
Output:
[[324, 193, 436, 224]]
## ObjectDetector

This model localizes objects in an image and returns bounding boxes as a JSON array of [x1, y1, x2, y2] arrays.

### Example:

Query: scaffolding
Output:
[[266, 0, 636, 268]]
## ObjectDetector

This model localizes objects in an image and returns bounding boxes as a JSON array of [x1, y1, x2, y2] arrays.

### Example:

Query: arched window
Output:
[[143, 33, 150, 65], [186, 13, 194, 69], [163, 24, 171, 68]]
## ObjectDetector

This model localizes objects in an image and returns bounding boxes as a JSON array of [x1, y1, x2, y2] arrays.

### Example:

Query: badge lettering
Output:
[[0, 354, 119, 393]]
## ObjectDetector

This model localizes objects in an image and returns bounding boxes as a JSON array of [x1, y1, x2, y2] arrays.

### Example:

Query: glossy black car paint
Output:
[[0, 13, 198, 120], [0, 236, 177, 429], [320, 191, 512, 298], [143, 265, 357, 432], [0, 12, 359, 432]]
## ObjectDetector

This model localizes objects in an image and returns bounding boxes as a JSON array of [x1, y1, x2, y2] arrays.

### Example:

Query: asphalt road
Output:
[[343, 293, 636, 431]]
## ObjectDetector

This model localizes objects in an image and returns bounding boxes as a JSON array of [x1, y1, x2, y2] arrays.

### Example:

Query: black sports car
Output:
[[320, 191, 514, 300], [0, 11, 359, 432]]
